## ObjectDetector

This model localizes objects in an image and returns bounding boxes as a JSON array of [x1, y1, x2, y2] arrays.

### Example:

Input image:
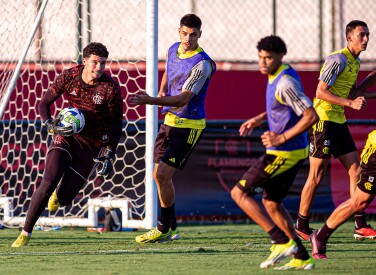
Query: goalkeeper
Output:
[[12, 42, 123, 248]]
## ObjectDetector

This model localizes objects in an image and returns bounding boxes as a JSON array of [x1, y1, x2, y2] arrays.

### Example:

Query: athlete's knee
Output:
[[231, 186, 246, 203], [262, 198, 279, 210], [305, 163, 327, 187], [348, 165, 361, 182], [347, 197, 368, 213], [155, 169, 172, 186], [262, 198, 279, 212]]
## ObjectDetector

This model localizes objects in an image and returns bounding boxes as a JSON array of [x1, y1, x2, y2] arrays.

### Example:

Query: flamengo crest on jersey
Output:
[[93, 93, 104, 104]]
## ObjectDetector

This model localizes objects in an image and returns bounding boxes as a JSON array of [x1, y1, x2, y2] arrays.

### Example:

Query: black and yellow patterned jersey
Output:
[[313, 47, 360, 124]]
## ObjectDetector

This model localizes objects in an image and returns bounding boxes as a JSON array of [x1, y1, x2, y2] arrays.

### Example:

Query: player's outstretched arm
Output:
[[129, 89, 193, 107], [239, 112, 267, 137]]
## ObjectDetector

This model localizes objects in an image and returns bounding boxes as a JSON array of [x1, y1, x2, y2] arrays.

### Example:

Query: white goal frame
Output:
[[0, 0, 158, 230]]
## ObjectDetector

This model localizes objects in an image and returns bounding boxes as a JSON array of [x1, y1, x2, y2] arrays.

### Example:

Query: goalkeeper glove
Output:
[[94, 147, 115, 179], [45, 117, 74, 136]]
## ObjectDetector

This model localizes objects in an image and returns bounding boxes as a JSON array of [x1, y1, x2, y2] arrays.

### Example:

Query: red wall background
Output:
[[2, 68, 376, 121], [205, 70, 376, 120]]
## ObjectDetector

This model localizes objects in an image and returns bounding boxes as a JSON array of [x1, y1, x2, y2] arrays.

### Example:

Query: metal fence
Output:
[[1, 0, 376, 65]]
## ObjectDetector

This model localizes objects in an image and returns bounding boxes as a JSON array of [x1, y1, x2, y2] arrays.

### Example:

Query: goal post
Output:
[[0, 0, 158, 230]]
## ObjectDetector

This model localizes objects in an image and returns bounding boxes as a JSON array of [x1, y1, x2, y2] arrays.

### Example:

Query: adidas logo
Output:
[[169, 157, 175, 163], [70, 90, 77, 96], [239, 179, 246, 187]]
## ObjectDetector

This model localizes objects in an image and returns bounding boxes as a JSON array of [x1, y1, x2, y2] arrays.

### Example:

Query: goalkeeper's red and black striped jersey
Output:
[[40, 65, 123, 150]]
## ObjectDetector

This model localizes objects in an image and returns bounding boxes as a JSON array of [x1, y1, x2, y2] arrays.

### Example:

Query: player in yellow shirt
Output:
[[295, 20, 376, 243]]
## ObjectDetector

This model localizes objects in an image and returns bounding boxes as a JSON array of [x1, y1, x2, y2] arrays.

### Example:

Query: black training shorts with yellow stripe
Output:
[[309, 120, 357, 159], [154, 124, 203, 170], [236, 148, 307, 203], [357, 130, 376, 194]]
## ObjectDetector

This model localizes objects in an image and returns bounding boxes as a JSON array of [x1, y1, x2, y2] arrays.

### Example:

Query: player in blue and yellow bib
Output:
[[129, 14, 216, 243], [295, 20, 376, 242], [231, 35, 318, 270]]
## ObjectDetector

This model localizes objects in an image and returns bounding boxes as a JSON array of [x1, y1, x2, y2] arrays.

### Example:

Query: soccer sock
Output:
[[21, 230, 32, 237], [293, 237, 310, 260], [267, 225, 289, 244], [354, 211, 368, 229], [296, 213, 310, 230], [157, 206, 172, 233], [170, 204, 177, 231], [316, 222, 336, 244]]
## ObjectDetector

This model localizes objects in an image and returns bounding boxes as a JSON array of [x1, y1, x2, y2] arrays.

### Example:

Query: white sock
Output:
[[21, 230, 32, 237]]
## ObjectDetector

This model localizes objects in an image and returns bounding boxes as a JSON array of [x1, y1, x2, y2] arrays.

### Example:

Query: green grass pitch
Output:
[[1, 222, 376, 274]]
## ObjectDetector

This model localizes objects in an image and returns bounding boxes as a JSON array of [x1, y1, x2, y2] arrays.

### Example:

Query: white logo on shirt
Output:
[[93, 93, 103, 104]]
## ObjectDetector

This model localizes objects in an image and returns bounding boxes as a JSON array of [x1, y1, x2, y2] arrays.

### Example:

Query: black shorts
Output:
[[309, 121, 356, 159], [236, 154, 305, 203], [154, 124, 203, 170], [357, 150, 376, 195], [49, 135, 101, 180]]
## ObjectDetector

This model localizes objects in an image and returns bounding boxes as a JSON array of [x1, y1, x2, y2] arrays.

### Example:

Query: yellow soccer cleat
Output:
[[274, 256, 315, 270], [48, 190, 60, 211], [135, 227, 172, 244], [260, 239, 298, 269], [11, 234, 31, 248], [170, 229, 180, 241]]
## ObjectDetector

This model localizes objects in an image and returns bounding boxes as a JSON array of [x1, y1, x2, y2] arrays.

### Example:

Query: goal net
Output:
[[0, 0, 157, 230]]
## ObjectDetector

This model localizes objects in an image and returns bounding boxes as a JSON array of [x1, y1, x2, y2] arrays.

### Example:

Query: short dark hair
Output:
[[256, 35, 287, 54], [83, 42, 109, 58], [180, 14, 202, 29], [346, 20, 368, 36]]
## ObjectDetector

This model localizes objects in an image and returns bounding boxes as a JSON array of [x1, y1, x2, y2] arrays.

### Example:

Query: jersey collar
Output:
[[343, 47, 359, 61], [268, 64, 289, 83], [177, 43, 203, 59]]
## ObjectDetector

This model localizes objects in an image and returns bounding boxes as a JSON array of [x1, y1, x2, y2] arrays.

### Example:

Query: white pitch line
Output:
[[1, 242, 373, 256], [0, 246, 218, 256]]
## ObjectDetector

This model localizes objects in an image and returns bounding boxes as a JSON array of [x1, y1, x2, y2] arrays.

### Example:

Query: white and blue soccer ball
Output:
[[59, 106, 85, 133]]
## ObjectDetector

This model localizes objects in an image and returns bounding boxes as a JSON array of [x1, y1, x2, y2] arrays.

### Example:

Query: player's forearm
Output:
[[251, 112, 267, 127], [316, 87, 352, 107], [256, 112, 267, 122], [150, 91, 193, 107], [283, 107, 318, 141], [38, 89, 59, 122]]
